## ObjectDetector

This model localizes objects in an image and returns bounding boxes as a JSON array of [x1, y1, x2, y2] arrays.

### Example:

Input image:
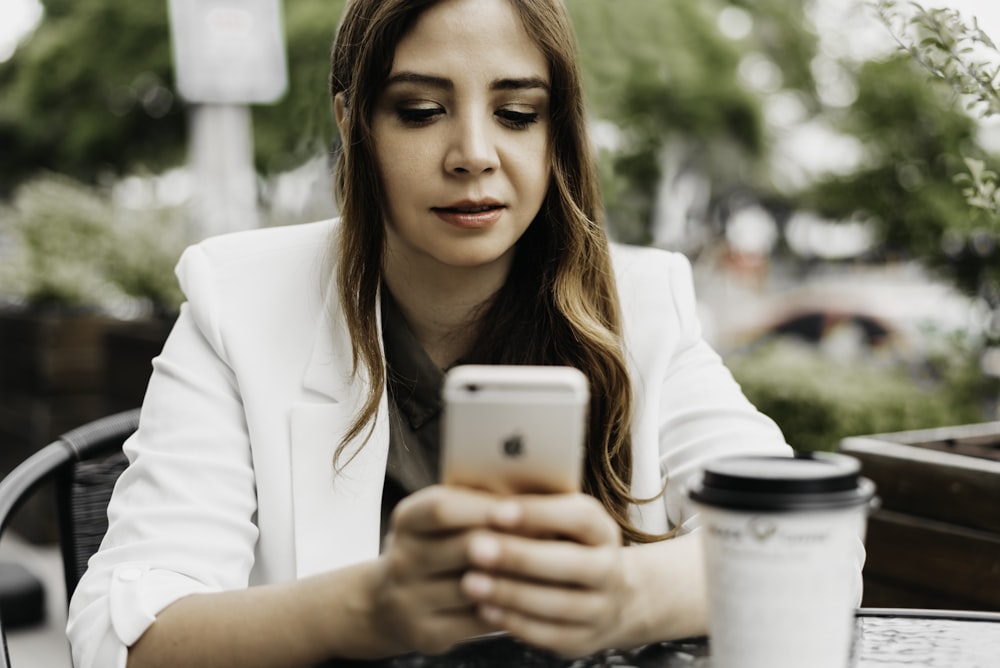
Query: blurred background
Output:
[[1, 0, 998, 460], [1, 0, 999, 663]]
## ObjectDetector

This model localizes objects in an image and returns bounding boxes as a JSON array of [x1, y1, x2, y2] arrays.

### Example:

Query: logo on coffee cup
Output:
[[749, 517, 777, 542]]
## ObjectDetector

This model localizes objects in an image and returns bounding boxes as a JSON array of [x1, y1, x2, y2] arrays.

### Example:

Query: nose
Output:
[[444, 114, 499, 176]]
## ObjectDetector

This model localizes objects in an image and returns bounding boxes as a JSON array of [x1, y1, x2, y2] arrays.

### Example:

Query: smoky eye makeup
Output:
[[378, 73, 549, 130], [395, 104, 444, 126], [495, 108, 540, 130], [391, 102, 543, 130]]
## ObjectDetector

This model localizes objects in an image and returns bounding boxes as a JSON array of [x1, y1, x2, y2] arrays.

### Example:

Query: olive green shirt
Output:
[[379, 288, 445, 545]]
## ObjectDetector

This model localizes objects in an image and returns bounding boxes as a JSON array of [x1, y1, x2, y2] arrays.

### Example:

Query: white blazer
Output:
[[67, 219, 789, 668]]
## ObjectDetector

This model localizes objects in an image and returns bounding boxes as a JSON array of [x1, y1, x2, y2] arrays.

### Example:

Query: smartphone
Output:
[[440, 364, 589, 495]]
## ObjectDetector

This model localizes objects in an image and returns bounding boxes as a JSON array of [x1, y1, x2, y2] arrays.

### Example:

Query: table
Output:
[[319, 609, 1000, 667], [851, 609, 1000, 667]]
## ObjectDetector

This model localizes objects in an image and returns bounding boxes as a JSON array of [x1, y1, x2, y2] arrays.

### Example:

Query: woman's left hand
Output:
[[458, 492, 633, 657]]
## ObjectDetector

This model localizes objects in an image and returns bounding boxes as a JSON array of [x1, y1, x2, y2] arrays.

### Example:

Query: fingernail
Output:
[[480, 605, 503, 625], [463, 571, 493, 598], [470, 535, 500, 565], [493, 501, 521, 527]]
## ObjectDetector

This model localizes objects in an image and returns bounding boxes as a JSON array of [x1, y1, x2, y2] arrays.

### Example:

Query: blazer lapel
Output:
[[289, 287, 389, 578]]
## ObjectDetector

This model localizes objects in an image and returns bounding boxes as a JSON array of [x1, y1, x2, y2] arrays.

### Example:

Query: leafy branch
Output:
[[875, 1, 1000, 231], [956, 157, 1000, 225], [875, 1, 1000, 117]]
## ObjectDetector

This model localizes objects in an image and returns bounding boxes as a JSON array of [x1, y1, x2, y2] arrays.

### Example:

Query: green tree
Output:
[[798, 54, 981, 281], [251, 0, 345, 174], [568, 1, 777, 243], [795, 2, 1000, 339], [0, 0, 344, 195], [2, 0, 996, 290], [0, 2, 182, 191], [870, 1, 1000, 329]]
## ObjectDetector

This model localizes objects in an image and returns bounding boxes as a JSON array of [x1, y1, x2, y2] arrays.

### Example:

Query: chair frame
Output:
[[0, 409, 140, 668]]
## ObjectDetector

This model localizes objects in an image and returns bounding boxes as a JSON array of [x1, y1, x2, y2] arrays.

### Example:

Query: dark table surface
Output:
[[320, 608, 1000, 668]]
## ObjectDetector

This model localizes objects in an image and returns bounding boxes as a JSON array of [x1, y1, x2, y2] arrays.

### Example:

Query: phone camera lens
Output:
[[466, 384, 480, 393]]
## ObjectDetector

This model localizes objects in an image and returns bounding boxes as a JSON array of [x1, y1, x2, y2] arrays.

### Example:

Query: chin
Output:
[[439, 247, 514, 270]]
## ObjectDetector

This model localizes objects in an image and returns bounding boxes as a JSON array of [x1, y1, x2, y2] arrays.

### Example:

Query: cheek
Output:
[[375, 140, 413, 194], [506, 136, 548, 175], [518, 144, 551, 201], [532, 137, 553, 182]]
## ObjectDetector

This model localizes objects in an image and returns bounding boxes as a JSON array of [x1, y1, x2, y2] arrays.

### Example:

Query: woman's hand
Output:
[[371, 485, 502, 656], [458, 493, 633, 657]]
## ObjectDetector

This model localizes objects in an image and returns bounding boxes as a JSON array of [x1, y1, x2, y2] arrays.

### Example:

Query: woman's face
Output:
[[371, 0, 551, 278]]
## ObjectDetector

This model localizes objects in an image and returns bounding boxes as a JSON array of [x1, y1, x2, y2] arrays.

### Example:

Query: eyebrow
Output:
[[383, 72, 550, 93]]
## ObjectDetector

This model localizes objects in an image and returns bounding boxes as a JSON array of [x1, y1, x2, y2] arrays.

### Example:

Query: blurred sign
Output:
[[168, 0, 288, 104]]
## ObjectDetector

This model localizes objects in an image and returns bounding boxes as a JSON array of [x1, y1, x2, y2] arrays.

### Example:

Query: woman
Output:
[[67, 0, 790, 666]]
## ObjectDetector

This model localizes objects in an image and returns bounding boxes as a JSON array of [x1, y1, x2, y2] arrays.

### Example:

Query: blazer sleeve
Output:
[[653, 252, 792, 532], [622, 248, 864, 601], [66, 245, 260, 668]]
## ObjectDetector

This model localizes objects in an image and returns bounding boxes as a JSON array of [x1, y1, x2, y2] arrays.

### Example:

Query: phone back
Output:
[[440, 365, 589, 494]]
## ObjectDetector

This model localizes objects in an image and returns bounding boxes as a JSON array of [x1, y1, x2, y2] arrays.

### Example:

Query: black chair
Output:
[[0, 409, 140, 668]]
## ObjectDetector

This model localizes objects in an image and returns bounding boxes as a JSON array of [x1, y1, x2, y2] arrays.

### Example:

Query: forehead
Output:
[[389, 0, 549, 82]]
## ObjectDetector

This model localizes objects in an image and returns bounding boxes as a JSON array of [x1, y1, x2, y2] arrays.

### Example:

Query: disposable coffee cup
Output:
[[688, 452, 876, 668]]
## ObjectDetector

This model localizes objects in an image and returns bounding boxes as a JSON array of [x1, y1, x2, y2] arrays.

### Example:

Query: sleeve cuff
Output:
[[109, 564, 215, 646]]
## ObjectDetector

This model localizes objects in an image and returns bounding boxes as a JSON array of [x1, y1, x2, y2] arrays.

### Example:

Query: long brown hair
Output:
[[329, 0, 664, 544]]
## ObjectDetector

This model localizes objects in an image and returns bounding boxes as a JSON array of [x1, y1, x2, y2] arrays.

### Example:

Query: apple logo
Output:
[[502, 433, 524, 457]]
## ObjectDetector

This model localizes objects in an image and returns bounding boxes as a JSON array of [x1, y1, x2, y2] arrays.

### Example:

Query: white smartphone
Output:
[[440, 364, 589, 495]]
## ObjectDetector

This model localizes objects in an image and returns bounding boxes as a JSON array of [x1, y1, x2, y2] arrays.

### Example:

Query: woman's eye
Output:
[[496, 109, 540, 130], [397, 106, 442, 126]]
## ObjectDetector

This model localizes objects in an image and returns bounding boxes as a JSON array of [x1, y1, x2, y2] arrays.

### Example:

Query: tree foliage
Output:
[[567, 0, 778, 243], [857, 1, 1000, 318], [1, 0, 997, 300], [799, 55, 979, 277], [0, 2, 802, 232], [0, 2, 182, 191], [0, 0, 345, 194]]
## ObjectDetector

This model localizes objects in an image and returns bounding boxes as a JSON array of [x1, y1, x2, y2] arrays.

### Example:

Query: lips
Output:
[[432, 199, 506, 229]]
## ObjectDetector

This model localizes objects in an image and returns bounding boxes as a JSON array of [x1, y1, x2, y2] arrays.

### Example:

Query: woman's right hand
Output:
[[371, 484, 502, 656]]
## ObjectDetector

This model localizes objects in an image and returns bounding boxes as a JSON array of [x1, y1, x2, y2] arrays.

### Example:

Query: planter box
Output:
[[103, 318, 174, 412], [840, 422, 1000, 612], [0, 310, 112, 394], [0, 309, 114, 542], [0, 311, 173, 542]]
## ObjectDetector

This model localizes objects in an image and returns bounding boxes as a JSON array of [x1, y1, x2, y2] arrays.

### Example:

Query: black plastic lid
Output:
[[688, 452, 876, 512]]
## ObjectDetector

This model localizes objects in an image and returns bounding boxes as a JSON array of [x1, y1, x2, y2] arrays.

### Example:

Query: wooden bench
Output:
[[840, 422, 1000, 611]]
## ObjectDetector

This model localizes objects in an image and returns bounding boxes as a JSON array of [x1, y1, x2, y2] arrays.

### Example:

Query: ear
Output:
[[333, 93, 349, 137]]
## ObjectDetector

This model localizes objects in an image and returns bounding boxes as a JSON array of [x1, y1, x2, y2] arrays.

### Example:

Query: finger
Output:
[[387, 528, 476, 578], [392, 485, 500, 535], [468, 531, 619, 589], [461, 570, 607, 625], [388, 575, 478, 614], [396, 609, 501, 657], [490, 494, 621, 546], [477, 605, 602, 658]]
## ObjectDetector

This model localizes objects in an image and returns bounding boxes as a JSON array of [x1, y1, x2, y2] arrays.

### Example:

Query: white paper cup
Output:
[[688, 453, 875, 668]]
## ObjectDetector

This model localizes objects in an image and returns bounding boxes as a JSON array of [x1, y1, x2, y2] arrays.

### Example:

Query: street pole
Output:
[[189, 105, 258, 238], [168, 0, 287, 241]]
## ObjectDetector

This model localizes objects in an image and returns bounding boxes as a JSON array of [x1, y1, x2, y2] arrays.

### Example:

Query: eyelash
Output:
[[395, 107, 540, 130], [497, 109, 540, 130], [397, 107, 441, 126]]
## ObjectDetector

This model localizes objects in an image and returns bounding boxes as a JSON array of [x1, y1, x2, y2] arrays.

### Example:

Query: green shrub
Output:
[[0, 174, 118, 308], [727, 336, 998, 452], [0, 172, 186, 315]]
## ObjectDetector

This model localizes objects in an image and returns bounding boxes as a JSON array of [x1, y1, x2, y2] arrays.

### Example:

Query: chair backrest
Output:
[[0, 409, 140, 668]]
